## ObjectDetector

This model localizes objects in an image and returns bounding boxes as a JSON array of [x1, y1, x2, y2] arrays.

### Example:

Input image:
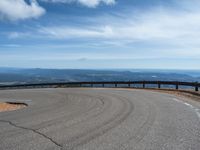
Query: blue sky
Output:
[[0, 0, 200, 69]]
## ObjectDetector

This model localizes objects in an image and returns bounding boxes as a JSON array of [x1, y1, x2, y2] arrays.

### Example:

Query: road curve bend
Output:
[[0, 88, 199, 150]]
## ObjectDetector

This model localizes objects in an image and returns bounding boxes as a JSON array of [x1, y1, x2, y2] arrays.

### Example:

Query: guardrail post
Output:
[[195, 86, 198, 92], [176, 83, 179, 90], [158, 83, 161, 89], [195, 82, 199, 91], [157, 81, 161, 89], [143, 82, 145, 88], [115, 84, 117, 88], [128, 83, 131, 88]]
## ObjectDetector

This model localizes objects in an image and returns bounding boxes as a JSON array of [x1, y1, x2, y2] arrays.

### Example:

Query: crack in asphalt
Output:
[[0, 119, 62, 149]]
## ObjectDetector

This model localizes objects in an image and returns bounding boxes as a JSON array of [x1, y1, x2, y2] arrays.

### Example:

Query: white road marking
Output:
[[183, 102, 193, 107], [172, 98, 200, 119], [195, 108, 200, 118], [172, 98, 180, 103], [23, 99, 32, 102], [11, 99, 32, 102]]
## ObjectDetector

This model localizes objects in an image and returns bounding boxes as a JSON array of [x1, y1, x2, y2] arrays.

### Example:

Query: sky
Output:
[[0, 0, 200, 69]]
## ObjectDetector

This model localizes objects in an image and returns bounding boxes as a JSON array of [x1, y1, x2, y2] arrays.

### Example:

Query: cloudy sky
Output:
[[0, 0, 200, 69]]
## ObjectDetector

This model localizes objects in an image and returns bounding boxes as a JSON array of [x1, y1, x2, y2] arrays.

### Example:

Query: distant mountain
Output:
[[0, 68, 199, 85]]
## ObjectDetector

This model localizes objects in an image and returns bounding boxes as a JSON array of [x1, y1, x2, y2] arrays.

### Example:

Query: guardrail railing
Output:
[[0, 81, 199, 91]]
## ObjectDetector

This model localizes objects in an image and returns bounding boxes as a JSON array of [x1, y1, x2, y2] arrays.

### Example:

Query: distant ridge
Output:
[[0, 68, 199, 85]]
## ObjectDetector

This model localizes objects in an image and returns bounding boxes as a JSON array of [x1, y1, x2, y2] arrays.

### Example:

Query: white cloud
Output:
[[38, 6, 200, 44], [41, 0, 115, 7], [13, 0, 197, 45], [10, 1, 200, 42], [35, 3, 200, 59], [39, 25, 114, 38], [8, 32, 31, 39], [0, 0, 45, 21]]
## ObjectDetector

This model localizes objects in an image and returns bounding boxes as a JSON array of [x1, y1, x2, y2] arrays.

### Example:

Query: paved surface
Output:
[[0, 88, 200, 150]]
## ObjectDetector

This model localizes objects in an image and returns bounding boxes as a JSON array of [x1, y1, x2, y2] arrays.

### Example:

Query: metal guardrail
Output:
[[0, 81, 199, 91]]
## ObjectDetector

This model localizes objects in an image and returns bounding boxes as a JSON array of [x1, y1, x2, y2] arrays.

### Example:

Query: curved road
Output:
[[0, 88, 200, 150]]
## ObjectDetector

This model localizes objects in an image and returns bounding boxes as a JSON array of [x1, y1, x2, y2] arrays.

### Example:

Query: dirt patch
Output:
[[0, 102, 27, 112]]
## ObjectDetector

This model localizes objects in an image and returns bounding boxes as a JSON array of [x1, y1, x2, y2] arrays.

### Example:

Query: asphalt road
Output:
[[0, 88, 200, 150]]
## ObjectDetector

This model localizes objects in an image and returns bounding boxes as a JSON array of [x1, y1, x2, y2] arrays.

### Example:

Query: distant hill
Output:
[[0, 68, 199, 85]]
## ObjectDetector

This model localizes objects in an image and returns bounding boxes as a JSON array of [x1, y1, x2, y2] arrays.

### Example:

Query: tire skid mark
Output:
[[0, 92, 104, 149], [34, 93, 104, 130], [0, 92, 106, 149], [119, 101, 156, 150], [62, 93, 134, 150], [38, 94, 111, 133]]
